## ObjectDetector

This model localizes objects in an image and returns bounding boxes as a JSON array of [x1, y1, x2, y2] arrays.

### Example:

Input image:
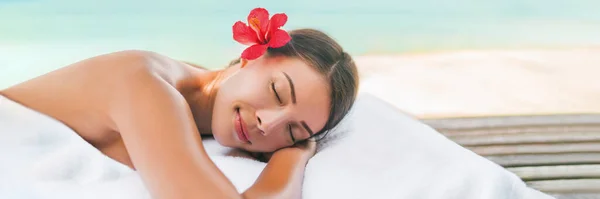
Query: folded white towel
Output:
[[0, 94, 554, 199]]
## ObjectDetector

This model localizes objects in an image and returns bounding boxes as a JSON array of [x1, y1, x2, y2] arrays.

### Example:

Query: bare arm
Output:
[[243, 140, 316, 199], [110, 62, 241, 199]]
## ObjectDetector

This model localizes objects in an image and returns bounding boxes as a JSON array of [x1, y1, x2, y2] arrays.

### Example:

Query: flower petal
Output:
[[240, 58, 248, 68], [241, 44, 269, 60], [247, 8, 270, 38], [232, 21, 260, 45], [267, 29, 291, 48], [267, 13, 288, 39]]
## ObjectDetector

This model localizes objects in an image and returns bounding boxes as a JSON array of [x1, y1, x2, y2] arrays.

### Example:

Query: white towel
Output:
[[0, 94, 554, 199]]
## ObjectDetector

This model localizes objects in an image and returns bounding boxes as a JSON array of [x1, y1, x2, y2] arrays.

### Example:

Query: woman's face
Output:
[[211, 56, 330, 152]]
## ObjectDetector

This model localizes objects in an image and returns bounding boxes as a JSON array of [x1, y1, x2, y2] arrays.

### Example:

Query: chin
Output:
[[210, 130, 227, 145], [212, 130, 235, 148]]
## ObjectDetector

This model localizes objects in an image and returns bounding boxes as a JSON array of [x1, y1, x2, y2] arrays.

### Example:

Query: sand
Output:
[[356, 47, 600, 119]]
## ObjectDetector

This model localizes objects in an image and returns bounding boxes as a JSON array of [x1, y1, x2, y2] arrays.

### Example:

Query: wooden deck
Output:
[[422, 114, 600, 198]]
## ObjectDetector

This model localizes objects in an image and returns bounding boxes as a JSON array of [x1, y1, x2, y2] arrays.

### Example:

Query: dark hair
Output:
[[231, 29, 359, 141]]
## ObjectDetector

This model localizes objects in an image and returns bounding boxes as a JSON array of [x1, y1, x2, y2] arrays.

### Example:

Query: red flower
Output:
[[233, 8, 291, 67]]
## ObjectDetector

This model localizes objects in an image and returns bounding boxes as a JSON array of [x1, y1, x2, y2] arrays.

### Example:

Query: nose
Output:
[[256, 108, 289, 136]]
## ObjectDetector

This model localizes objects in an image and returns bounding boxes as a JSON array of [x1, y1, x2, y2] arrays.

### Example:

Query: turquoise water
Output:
[[1, 0, 600, 88]]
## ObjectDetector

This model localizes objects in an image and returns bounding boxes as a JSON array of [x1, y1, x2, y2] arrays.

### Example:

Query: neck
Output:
[[178, 67, 226, 135]]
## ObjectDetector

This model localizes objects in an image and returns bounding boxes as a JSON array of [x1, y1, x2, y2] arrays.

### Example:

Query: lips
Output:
[[235, 109, 251, 144]]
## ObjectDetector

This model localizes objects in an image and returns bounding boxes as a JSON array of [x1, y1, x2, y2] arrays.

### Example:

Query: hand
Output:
[[274, 138, 317, 162], [289, 137, 317, 158], [249, 138, 317, 163]]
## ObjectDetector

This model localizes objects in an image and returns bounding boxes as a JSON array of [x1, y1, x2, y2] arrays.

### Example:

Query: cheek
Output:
[[220, 71, 270, 107], [210, 93, 233, 146]]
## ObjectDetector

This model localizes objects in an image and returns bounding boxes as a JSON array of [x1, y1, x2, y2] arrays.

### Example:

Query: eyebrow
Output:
[[282, 72, 296, 104], [301, 121, 314, 136]]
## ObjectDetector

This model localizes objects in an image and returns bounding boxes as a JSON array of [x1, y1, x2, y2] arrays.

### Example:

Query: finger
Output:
[[307, 139, 316, 148], [304, 138, 317, 149]]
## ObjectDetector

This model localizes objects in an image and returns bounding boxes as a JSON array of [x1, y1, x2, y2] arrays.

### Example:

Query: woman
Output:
[[0, 10, 359, 199]]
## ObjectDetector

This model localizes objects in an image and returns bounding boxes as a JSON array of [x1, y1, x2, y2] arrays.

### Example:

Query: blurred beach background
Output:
[[1, 0, 599, 118]]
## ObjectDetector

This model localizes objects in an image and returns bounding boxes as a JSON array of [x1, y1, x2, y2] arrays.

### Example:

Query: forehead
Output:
[[266, 57, 331, 134]]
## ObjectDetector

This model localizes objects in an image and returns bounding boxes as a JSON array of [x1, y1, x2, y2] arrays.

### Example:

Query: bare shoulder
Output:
[[1, 49, 186, 101], [97, 50, 195, 86], [77, 50, 184, 79]]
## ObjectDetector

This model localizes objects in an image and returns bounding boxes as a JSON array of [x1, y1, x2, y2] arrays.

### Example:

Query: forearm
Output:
[[110, 68, 242, 199], [242, 150, 309, 199]]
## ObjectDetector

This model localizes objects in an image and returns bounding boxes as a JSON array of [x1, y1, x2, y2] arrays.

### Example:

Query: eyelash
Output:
[[271, 82, 282, 105], [288, 124, 296, 143]]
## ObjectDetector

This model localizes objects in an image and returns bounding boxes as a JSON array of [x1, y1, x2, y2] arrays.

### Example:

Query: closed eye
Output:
[[288, 124, 296, 143], [271, 82, 282, 105]]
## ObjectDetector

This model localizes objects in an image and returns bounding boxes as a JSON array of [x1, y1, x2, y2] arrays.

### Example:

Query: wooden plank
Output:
[[439, 125, 600, 136], [486, 153, 600, 167], [469, 142, 600, 156], [507, 165, 600, 181], [423, 114, 600, 131], [451, 131, 600, 146], [527, 179, 600, 193], [551, 193, 600, 199]]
